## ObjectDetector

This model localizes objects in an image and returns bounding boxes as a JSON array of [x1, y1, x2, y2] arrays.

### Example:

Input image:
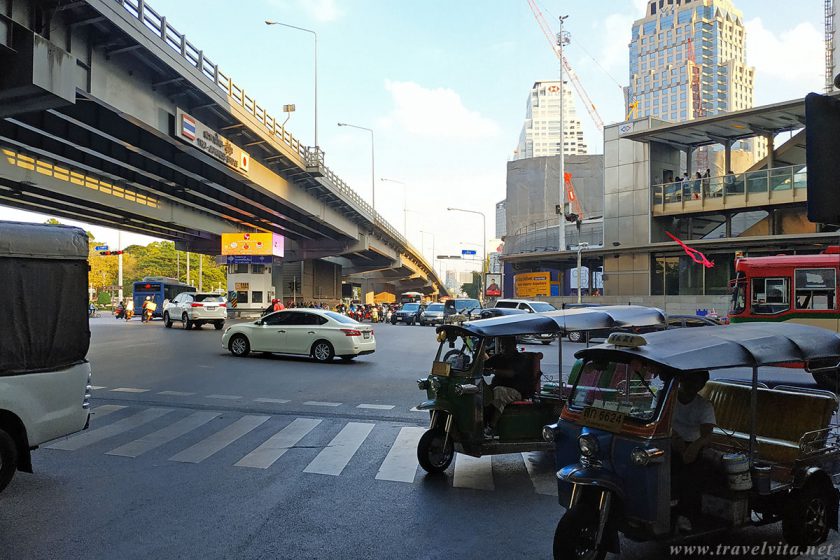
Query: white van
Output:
[[0, 221, 91, 493]]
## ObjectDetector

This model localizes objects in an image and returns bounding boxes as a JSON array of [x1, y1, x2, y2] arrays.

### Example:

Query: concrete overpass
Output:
[[0, 0, 446, 300]]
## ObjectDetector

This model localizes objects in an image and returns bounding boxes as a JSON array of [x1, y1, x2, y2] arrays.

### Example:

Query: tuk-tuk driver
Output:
[[483, 337, 532, 438], [671, 370, 716, 532]]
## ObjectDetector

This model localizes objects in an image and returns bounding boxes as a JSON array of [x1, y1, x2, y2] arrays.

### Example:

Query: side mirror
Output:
[[255, 320, 264, 326]]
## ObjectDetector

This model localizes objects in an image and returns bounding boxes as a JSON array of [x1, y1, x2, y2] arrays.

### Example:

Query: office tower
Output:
[[515, 80, 587, 160]]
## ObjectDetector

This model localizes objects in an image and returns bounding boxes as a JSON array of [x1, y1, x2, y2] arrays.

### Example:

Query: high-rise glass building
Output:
[[627, 0, 755, 122], [514, 80, 587, 160]]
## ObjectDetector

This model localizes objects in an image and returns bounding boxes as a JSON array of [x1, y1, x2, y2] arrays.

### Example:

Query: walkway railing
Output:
[[114, 0, 434, 283], [651, 164, 807, 209], [505, 218, 603, 255]]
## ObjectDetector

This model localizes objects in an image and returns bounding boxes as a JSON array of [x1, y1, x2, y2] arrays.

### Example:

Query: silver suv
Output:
[[163, 292, 227, 330], [494, 299, 557, 344]]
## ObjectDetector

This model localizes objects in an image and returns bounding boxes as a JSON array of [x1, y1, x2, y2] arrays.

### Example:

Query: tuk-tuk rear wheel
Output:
[[417, 428, 454, 474], [553, 506, 607, 560], [783, 482, 832, 546]]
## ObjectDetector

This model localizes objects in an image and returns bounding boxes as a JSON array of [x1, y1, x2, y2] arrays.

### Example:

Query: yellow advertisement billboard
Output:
[[221, 232, 284, 256], [514, 272, 550, 298]]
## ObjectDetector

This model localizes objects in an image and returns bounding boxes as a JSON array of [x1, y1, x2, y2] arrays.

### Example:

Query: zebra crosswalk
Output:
[[46, 405, 559, 495]]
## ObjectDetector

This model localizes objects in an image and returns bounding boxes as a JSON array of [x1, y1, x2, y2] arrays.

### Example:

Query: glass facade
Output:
[[651, 252, 735, 295]]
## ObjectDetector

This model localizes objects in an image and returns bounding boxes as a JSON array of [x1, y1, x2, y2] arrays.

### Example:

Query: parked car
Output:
[[392, 302, 426, 325], [666, 314, 723, 329], [419, 303, 445, 326], [222, 309, 375, 362], [561, 303, 663, 342], [494, 298, 557, 314], [163, 292, 227, 330], [443, 298, 482, 324]]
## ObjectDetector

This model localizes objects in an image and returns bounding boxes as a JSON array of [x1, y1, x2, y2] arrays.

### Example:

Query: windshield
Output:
[[426, 304, 444, 312], [530, 302, 555, 312], [569, 359, 669, 422], [455, 299, 479, 311], [435, 334, 482, 373], [401, 303, 420, 311], [325, 311, 359, 324], [495, 301, 517, 308]]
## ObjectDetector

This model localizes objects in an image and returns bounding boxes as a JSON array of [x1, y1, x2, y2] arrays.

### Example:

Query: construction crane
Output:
[[555, 172, 584, 229], [526, 0, 604, 132], [826, 0, 835, 93]]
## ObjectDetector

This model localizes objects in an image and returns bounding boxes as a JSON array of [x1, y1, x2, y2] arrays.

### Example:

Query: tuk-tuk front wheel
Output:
[[417, 428, 454, 474], [783, 481, 832, 546], [553, 506, 607, 560]]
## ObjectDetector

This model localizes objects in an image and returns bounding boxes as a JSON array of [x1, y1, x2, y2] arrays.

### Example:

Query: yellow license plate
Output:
[[581, 407, 626, 432], [431, 361, 451, 377]]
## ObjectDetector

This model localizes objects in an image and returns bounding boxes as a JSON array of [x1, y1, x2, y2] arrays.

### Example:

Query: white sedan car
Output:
[[222, 309, 375, 362]]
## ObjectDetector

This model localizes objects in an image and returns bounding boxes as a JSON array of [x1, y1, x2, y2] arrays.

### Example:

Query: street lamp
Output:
[[447, 207, 486, 304], [420, 230, 436, 277], [576, 241, 589, 304], [380, 177, 407, 236], [337, 122, 375, 211], [265, 20, 318, 149]]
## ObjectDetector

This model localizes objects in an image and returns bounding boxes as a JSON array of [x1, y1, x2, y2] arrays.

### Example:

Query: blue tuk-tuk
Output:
[[543, 323, 840, 559]]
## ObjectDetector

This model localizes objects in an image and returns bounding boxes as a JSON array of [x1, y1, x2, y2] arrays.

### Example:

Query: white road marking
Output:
[[110, 387, 149, 393], [453, 454, 494, 491], [158, 391, 195, 396], [375, 427, 424, 483], [356, 404, 395, 410], [206, 394, 242, 400], [303, 401, 342, 407], [106, 411, 220, 458], [169, 415, 270, 463], [91, 385, 106, 390], [90, 405, 126, 420], [521, 452, 559, 496], [253, 398, 291, 404], [47, 408, 173, 451], [235, 418, 322, 469], [303, 422, 374, 476]]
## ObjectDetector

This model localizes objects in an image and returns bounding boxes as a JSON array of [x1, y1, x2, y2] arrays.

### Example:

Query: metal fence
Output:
[[115, 0, 433, 281]]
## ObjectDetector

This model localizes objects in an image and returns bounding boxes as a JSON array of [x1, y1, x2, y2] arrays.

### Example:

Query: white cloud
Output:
[[746, 18, 823, 86], [269, 0, 343, 23], [380, 80, 500, 140]]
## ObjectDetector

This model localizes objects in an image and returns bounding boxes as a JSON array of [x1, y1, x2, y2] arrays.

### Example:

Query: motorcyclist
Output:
[[125, 299, 134, 320], [115, 300, 126, 319], [141, 296, 154, 322]]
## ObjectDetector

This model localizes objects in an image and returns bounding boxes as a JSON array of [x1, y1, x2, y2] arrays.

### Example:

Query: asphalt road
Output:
[[0, 318, 837, 560]]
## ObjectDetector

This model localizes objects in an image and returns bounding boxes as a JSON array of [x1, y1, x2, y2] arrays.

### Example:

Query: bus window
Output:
[[795, 269, 837, 310], [750, 277, 789, 314], [730, 277, 746, 314]]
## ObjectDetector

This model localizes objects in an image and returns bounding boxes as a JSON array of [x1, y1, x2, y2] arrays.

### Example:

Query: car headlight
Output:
[[631, 447, 665, 466], [579, 434, 599, 457], [417, 378, 430, 390], [542, 425, 558, 442]]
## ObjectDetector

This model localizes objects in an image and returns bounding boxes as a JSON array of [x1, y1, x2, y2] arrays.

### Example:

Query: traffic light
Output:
[[99, 250, 124, 256]]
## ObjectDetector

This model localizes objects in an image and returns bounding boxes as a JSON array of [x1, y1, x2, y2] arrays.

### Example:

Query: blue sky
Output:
[[0, 0, 826, 270]]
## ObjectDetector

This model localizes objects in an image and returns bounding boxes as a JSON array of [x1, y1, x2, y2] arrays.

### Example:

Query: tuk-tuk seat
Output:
[[699, 381, 838, 464], [509, 352, 543, 405]]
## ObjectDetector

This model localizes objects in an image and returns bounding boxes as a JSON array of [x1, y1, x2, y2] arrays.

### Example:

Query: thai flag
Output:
[[181, 114, 197, 141]]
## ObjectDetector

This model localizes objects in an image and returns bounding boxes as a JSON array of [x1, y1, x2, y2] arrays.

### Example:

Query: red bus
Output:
[[730, 247, 840, 333]]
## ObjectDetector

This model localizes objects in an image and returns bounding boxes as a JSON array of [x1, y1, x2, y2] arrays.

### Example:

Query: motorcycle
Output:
[[124, 308, 134, 321], [114, 305, 126, 320]]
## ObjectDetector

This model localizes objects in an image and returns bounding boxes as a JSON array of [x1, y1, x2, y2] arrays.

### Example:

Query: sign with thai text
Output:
[[514, 272, 550, 298], [221, 232, 284, 257], [177, 109, 250, 174]]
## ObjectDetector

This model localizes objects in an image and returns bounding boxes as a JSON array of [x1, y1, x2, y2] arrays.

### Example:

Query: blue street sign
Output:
[[461, 249, 477, 256], [94, 245, 108, 251], [225, 255, 273, 264]]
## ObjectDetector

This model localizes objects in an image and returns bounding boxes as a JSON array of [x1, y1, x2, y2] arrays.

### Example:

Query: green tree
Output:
[[123, 241, 226, 294], [460, 272, 482, 299], [43, 218, 62, 225]]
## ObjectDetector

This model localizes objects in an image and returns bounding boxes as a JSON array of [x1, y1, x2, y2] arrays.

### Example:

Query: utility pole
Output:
[[199, 254, 203, 291], [186, 251, 190, 286], [557, 15, 569, 254], [117, 230, 123, 302]]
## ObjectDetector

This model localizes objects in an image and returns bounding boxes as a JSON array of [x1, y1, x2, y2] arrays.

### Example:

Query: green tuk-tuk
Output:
[[415, 305, 667, 473]]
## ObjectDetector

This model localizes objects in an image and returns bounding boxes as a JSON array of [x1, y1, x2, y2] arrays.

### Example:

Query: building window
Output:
[[252, 264, 265, 274], [236, 290, 249, 304], [228, 263, 249, 274], [252, 291, 263, 304]]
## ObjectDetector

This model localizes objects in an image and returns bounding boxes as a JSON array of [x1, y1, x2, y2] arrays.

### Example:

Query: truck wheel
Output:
[[417, 427, 453, 474], [0, 428, 18, 494], [783, 481, 832, 546], [553, 505, 607, 560]]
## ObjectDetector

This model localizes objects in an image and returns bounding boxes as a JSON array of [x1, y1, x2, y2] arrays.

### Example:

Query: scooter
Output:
[[114, 305, 126, 320], [141, 308, 153, 323], [124, 308, 134, 321]]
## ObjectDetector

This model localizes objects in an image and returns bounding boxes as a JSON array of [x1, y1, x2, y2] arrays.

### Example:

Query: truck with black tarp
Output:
[[0, 221, 92, 493]]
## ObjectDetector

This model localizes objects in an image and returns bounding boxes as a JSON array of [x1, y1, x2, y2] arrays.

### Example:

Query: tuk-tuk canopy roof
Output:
[[575, 322, 840, 371], [439, 305, 666, 338]]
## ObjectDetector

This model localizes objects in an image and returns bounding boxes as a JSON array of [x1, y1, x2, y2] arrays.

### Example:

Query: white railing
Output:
[[112, 0, 439, 284]]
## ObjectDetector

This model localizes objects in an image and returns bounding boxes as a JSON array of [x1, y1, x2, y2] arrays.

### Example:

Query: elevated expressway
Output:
[[0, 0, 445, 296]]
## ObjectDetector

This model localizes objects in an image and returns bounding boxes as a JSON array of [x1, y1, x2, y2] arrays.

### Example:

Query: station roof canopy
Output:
[[623, 92, 840, 149]]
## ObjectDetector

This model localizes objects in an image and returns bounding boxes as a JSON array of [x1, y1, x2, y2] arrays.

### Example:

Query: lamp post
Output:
[[447, 207, 486, 304], [420, 230, 436, 277], [380, 177, 407, 236], [337, 122, 375, 211], [576, 241, 589, 304], [557, 15, 569, 253], [265, 20, 318, 149]]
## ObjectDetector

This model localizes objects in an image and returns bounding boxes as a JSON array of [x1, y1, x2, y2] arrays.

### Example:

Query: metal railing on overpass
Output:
[[115, 0, 439, 288]]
